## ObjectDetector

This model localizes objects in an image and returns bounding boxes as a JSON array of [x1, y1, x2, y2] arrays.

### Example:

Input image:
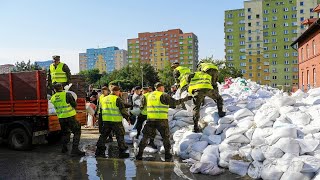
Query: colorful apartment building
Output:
[[0, 64, 14, 74], [292, 4, 320, 91], [35, 60, 52, 70], [225, 0, 320, 91], [79, 47, 127, 73], [127, 29, 198, 71]]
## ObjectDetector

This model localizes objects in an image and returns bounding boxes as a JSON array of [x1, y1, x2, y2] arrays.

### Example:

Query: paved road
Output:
[[0, 130, 244, 180]]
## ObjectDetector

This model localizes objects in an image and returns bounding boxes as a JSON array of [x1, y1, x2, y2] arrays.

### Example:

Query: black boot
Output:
[[135, 150, 143, 160], [193, 125, 200, 133], [71, 148, 85, 156], [61, 146, 68, 153], [119, 149, 129, 158], [95, 147, 106, 158], [218, 107, 226, 117], [165, 153, 173, 160]]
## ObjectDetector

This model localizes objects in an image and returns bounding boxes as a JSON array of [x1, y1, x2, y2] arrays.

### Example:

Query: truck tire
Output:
[[8, 128, 32, 150]]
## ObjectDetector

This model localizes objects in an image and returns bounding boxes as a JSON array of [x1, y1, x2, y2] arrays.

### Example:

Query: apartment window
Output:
[[284, 45, 290, 49], [292, 60, 298, 64], [272, 38, 277, 43], [248, 8, 251, 12], [240, 27, 245, 31], [293, 52, 298, 57], [256, 14, 260, 18], [292, 6, 297, 10], [240, 41, 245, 45], [248, 44, 252, 48], [273, 16, 278, 20], [248, 23, 252, 27], [257, 51, 261, 54], [272, 31, 277, 35], [300, 9, 304, 14], [241, 69, 246, 74], [249, 66, 253, 70], [240, 55, 246, 60], [257, 58, 261, 62], [273, 46, 278, 50], [284, 23, 289, 27], [272, 61, 277, 65], [264, 39, 269, 43], [265, 76, 270, 80], [248, 37, 252, 41], [284, 30, 289, 34], [240, 48, 246, 53], [284, 8, 289, 12], [285, 75, 290, 80], [284, 15, 288, 19], [240, 62, 246, 67], [313, 40, 316, 55], [249, 73, 253, 77], [284, 38, 289, 42], [284, 67, 289, 72], [248, 59, 252, 63], [264, 10, 269, 14], [272, 76, 277, 80], [248, 30, 252, 34], [264, 54, 269, 58], [300, 2, 304, 6], [292, 14, 297, 18], [300, 17, 304, 22], [292, 29, 298, 34], [307, 44, 310, 59], [292, 22, 298, 26], [256, 22, 260, 26], [272, 24, 276, 28], [240, 34, 245, 38], [263, 17, 268, 21], [293, 67, 298, 72], [314, 69, 316, 86], [248, 15, 252, 19], [272, 9, 278, 13], [285, 52, 289, 57], [257, 44, 261, 48]]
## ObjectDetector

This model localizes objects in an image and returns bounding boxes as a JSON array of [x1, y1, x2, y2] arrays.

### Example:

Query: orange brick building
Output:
[[292, 5, 320, 92]]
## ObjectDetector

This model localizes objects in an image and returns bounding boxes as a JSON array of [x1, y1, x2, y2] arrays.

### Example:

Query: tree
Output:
[[158, 61, 175, 90], [78, 69, 101, 84], [13, 60, 41, 72], [200, 56, 243, 83]]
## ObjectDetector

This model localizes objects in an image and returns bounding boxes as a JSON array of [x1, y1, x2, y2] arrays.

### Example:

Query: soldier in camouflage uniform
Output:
[[50, 83, 84, 156], [187, 71, 226, 133], [197, 62, 220, 91], [136, 83, 192, 161], [95, 86, 130, 158]]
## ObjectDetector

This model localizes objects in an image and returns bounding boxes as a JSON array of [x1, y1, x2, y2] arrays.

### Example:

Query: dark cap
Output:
[[171, 62, 180, 68], [53, 83, 63, 90], [142, 87, 149, 91], [154, 82, 164, 89], [52, 55, 60, 60], [110, 86, 120, 92], [134, 86, 141, 90]]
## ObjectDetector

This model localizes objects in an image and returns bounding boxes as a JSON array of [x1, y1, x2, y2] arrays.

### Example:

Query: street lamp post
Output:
[[140, 65, 143, 87]]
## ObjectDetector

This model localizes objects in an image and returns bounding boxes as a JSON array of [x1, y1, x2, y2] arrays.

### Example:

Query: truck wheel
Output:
[[8, 128, 31, 150]]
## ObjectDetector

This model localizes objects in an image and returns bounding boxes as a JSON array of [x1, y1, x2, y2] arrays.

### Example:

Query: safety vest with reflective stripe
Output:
[[101, 95, 123, 122], [97, 94, 105, 114], [179, 73, 190, 89], [50, 63, 67, 83], [199, 63, 218, 72], [141, 92, 150, 115], [188, 72, 213, 94], [50, 91, 77, 118], [176, 66, 191, 80], [147, 91, 169, 120]]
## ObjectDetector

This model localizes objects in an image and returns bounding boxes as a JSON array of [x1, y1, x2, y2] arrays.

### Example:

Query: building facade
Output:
[[225, 0, 320, 91], [0, 64, 14, 74], [79, 46, 120, 73], [292, 5, 320, 92], [127, 29, 198, 71], [79, 53, 87, 72], [35, 60, 52, 70], [115, 49, 128, 70]]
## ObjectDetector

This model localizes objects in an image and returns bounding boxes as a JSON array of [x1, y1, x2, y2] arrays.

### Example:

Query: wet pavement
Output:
[[0, 129, 244, 180]]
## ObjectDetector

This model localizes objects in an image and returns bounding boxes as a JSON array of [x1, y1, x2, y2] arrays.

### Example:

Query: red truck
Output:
[[0, 71, 87, 150]]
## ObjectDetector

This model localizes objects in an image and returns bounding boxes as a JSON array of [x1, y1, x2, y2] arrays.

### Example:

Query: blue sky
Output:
[[0, 0, 244, 73]]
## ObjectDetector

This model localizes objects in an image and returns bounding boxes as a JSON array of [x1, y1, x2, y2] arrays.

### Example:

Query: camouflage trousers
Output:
[[59, 116, 81, 149], [193, 88, 224, 130], [96, 122, 128, 152], [98, 113, 113, 139], [135, 114, 155, 143], [206, 69, 219, 91], [138, 120, 170, 154]]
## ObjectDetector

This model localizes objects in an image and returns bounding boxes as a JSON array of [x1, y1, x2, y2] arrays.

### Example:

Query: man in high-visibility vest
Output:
[[48, 55, 71, 93], [136, 87, 156, 149], [136, 82, 192, 160], [50, 83, 85, 156], [95, 85, 130, 158], [187, 71, 226, 133], [197, 61, 220, 91], [96, 86, 109, 134], [171, 62, 191, 88]]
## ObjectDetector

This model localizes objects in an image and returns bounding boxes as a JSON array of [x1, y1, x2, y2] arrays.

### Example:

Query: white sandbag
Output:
[[130, 107, 141, 116], [286, 111, 311, 126], [173, 129, 187, 142], [169, 120, 176, 128], [85, 103, 95, 115], [225, 134, 250, 144], [229, 160, 250, 176], [207, 135, 222, 145], [216, 123, 236, 134], [189, 150, 202, 161], [248, 161, 263, 179], [255, 107, 280, 128], [174, 110, 193, 117], [262, 146, 284, 159], [122, 119, 131, 132], [175, 120, 190, 128], [179, 139, 196, 153], [280, 171, 313, 180], [227, 105, 242, 112], [144, 147, 158, 153], [67, 90, 77, 100], [297, 139, 320, 154], [239, 145, 252, 161], [129, 131, 137, 138], [237, 118, 254, 130], [203, 125, 216, 136], [177, 117, 193, 124], [261, 161, 284, 180], [203, 145, 220, 158], [275, 153, 297, 172], [226, 127, 248, 138], [170, 126, 181, 134], [291, 155, 320, 173], [204, 106, 217, 114], [219, 150, 238, 168], [218, 115, 234, 124], [202, 113, 220, 124], [191, 141, 208, 152], [168, 108, 179, 116], [251, 147, 265, 162], [189, 162, 224, 176], [266, 126, 297, 145], [245, 127, 255, 140], [200, 153, 218, 165], [280, 106, 298, 115], [219, 143, 242, 152], [182, 132, 202, 140], [234, 108, 254, 120], [274, 96, 296, 107], [308, 88, 320, 97], [273, 138, 300, 155]]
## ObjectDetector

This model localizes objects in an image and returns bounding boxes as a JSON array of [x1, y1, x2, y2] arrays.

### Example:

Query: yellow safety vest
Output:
[[179, 73, 190, 89], [147, 91, 169, 120], [97, 94, 105, 114], [199, 63, 218, 72], [188, 72, 213, 94], [176, 66, 191, 80], [50, 91, 77, 118], [50, 63, 67, 83], [101, 95, 123, 122], [141, 92, 150, 116]]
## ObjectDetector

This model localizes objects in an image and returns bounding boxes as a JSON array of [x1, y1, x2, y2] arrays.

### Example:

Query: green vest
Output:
[[179, 73, 190, 89], [50, 63, 67, 83], [147, 91, 169, 120], [199, 63, 218, 72], [176, 66, 191, 80], [101, 95, 123, 122], [188, 72, 213, 94], [50, 91, 77, 118], [141, 92, 150, 115]]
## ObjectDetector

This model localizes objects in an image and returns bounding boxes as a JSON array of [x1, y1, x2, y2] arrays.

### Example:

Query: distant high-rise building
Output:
[[115, 49, 128, 70], [127, 29, 199, 71], [35, 60, 52, 70], [0, 64, 14, 74], [79, 46, 120, 73], [79, 53, 87, 72], [225, 0, 320, 91]]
